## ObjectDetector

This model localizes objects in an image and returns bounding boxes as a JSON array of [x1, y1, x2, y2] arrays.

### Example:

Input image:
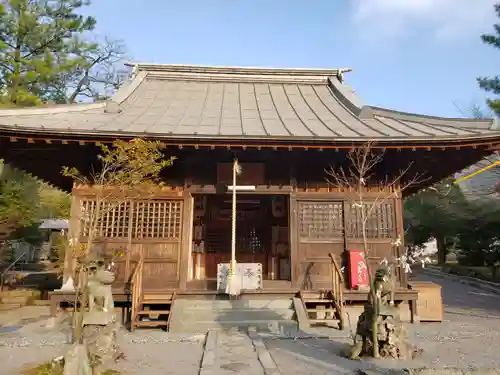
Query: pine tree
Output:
[[477, 3, 500, 116], [0, 0, 96, 106]]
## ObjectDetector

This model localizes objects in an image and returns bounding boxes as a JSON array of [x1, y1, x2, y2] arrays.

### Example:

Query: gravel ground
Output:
[[264, 269, 500, 374], [0, 325, 205, 375], [2, 268, 500, 375]]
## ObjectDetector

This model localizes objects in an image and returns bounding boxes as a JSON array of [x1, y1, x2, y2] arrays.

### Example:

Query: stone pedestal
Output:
[[350, 305, 418, 360], [82, 322, 120, 370]]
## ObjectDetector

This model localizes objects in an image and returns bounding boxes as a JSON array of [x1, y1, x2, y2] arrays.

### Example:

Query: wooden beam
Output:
[[1, 132, 497, 150], [185, 184, 295, 194]]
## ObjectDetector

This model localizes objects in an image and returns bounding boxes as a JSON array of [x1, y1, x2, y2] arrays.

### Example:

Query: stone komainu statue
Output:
[[349, 264, 416, 360], [86, 260, 115, 313], [369, 265, 396, 309]]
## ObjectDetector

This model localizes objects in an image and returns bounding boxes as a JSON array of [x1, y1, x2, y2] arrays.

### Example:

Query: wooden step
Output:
[[142, 293, 173, 300], [138, 310, 171, 315], [306, 308, 338, 313], [303, 299, 334, 303], [309, 319, 339, 324], [141, 299, 173, 304], [135, 320, 168, 327]]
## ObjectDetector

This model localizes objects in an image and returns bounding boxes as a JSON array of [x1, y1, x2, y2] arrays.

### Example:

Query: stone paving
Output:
[[1, 269, 500, 374], [209, 330, 265, 375], [263, 270, 500, 374]]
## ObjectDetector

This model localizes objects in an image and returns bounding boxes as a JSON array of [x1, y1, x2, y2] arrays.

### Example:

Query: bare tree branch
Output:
[[325, 141, 428, 358]]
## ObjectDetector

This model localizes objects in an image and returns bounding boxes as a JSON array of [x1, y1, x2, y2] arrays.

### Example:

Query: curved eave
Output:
[[2, 125, 500, 149], [0, 63, 497, 144]]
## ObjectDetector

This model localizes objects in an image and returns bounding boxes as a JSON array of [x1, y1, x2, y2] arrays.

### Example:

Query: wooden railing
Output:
[[328, 253, 345, 329], [130, 258, 144, 331]]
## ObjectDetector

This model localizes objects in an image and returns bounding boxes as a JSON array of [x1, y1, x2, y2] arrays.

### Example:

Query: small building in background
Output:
[[37, 219, 68, 263], [456, 156, 500, 199]]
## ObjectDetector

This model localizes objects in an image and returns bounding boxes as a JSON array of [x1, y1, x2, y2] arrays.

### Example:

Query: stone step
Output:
[[32, 300, 51, 306], [0, 289, 40, 298], [176, 298, 293, 310], [304, 299, 334, 303], [0, 296, 29, 305], [0, 303, 22, 311], [309, 319, 340, 325], [178, 308, 295, 320], [170, 319, 299, 334]]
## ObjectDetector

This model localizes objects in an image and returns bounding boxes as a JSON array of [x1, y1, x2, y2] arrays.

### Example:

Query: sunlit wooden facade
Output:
[[1, 63, 500, 300]]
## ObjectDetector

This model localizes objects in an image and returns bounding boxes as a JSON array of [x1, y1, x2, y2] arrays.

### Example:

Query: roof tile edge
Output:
[[359, 105, 496, 126], [0, 102, 105, 116], [327, 77, 364, 115]]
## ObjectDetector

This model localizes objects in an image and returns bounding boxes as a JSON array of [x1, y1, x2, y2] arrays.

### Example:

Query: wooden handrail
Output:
[[130, 258, 144, 331], [328, 253, 344, 283], [328, 252, 345, 330]]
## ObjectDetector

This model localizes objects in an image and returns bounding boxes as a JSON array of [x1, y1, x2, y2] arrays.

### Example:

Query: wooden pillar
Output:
[[124, 200, 134, 282], [289, 193, 298, 288], [394, 196, 407, 287], [179, 193, 193, 290], [63, 191, 81, 282]]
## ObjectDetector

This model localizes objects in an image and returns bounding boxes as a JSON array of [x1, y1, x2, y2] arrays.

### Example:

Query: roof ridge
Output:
[[125, 62, 352, 78], [0, 101, 104, 117]]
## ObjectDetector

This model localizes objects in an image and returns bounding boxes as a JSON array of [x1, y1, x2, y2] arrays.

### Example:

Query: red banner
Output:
[[348, 250, 369, 289]]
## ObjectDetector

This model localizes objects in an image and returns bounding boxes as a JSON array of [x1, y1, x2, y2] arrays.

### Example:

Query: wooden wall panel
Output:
[[90, 240, 128, 287], [74, 194, 186, 291], [217, 163, 265, 185], [142, 261, 179, 289], [296, 242, 344, 290], [142, 242, 179, 260], [294, 199, 346, 290], [298, 260, 332, 290]]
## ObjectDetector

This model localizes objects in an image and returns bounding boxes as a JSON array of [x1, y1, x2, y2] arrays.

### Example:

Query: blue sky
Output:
[[86, 0, 498, 118]]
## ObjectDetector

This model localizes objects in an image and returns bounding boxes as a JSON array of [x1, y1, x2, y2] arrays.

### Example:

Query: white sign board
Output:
[[217, 263, 262, 292]]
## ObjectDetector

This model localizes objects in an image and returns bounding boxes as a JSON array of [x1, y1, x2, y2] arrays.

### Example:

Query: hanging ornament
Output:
[[272, 196, 285, 218]]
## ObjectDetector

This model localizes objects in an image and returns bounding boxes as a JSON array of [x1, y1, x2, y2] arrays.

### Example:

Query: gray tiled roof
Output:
[[457, 156, 500, 199], [0, 63, 498, 142]]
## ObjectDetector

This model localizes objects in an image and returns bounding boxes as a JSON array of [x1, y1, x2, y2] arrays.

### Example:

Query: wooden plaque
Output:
[[348, 250, 369, 289], [217, 163, 265, 185]]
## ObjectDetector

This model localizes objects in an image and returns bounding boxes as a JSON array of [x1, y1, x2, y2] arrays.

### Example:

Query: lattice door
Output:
[[295, 200, 345, 290]]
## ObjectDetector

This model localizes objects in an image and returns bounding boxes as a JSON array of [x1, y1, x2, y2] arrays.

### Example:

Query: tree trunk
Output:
[[436, 235, 447, 265]]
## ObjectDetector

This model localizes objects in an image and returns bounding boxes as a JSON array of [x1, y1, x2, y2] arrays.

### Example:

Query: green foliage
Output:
[[38, 185, 71, 219], [20, 361, 120, 375], [404, 178, 467, 247], [455, 199, 500, 267], [405, 177, 500, 267], [0, 163, 40, 234], [0, 161, 70, 244], [50, 232, 68, 276], [62, 139, 176, 190], [477, 3, 500, 115], [0, 0, 126, 105], [20, 361, 63, 375], [0, 0, 97, 105]]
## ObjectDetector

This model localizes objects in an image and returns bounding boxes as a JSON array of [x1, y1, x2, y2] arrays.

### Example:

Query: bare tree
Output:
[[47, 38, 129, 104], [61, 138, 175, 343], [326, 142, 424, 358]]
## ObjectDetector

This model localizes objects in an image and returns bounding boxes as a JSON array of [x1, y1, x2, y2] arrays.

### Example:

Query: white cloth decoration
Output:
[[58, 276, 75, 292]]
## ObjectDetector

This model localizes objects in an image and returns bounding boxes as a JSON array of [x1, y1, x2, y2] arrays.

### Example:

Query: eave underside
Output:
[[0, 135, 494, 196]]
